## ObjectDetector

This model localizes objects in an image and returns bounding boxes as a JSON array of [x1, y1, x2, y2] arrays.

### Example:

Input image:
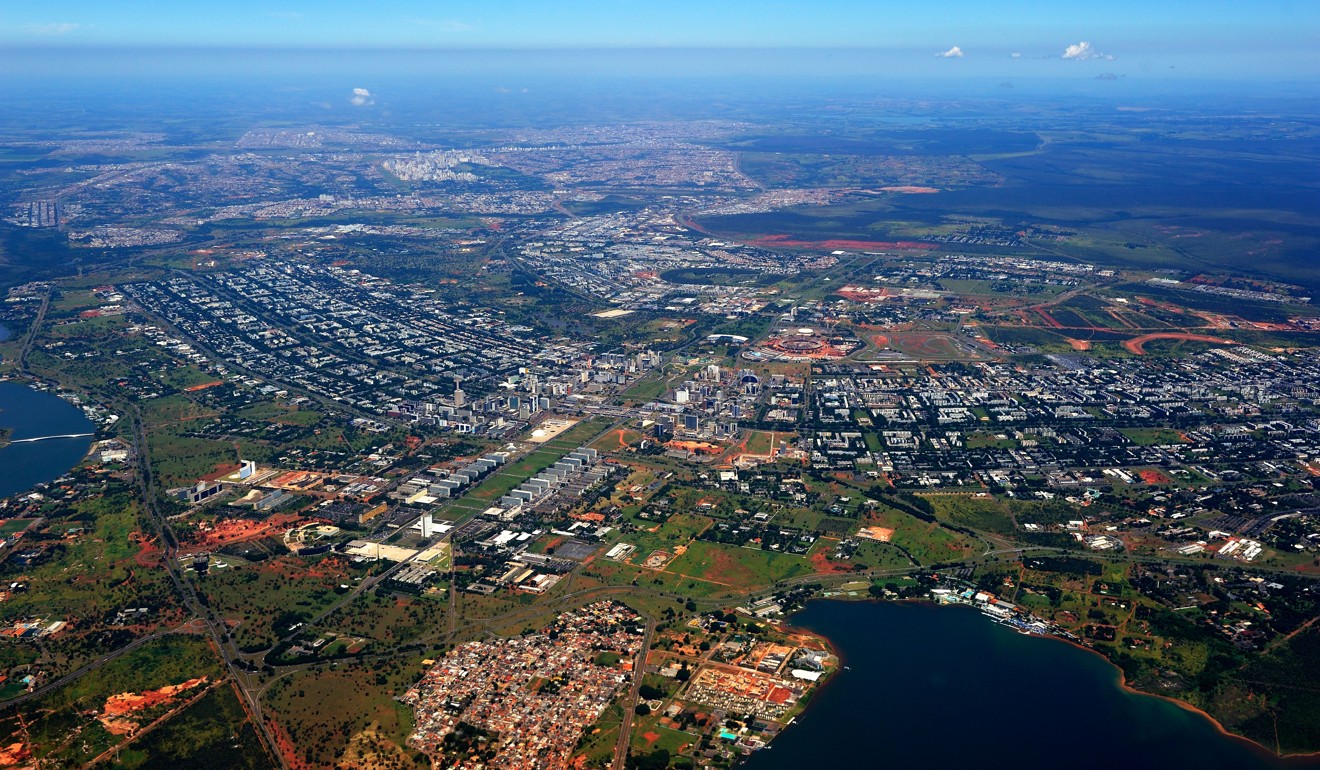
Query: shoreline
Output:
[[780, 597, 1320, 764], [730, 615, 846, 767], [0, 379, 98, 499], [1033, 625, 1320, 763]]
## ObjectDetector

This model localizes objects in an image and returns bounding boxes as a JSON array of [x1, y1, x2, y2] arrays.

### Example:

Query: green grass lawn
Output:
[[621, 375, 668, 403], [742, 430, 778, 456], [844, 538, 917, 571], [865, 507, 980, 566], [0, 518, 36, 537], [924, 494, 1020, 538], [665, 540, 813, 590], [0, 497, 173, 622], [618, 512, 712, 560], [150, 429, 238, 486], [440, 446, 572, 517], [630, 715, 697, 756], [965, 432, 1017, 449], [1119, 427, 1188, 445]]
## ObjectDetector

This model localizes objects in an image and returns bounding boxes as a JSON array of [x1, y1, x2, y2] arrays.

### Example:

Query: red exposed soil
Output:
[[0, 742, 31, 768], [131, 533, 163, 567], [200, 463, 242, 483], [810, 548, 853, 574], [1122, 333, 1234, 355], [268, 718, 309, 770], [181, 513, 305, 554], [98, 678, 208, 735], [1138, 469, 1174, 485], [761, 335, 851, 359], [604, 429, 634, 451], [665, 440, 723, 455], [836, 286, 892, 303]]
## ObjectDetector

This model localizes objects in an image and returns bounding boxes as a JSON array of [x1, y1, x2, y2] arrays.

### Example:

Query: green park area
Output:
[[197, 554, 369, 653], [666, 540, 814, 590], [863, 506, 980, 565], [924, 494, 1020, 538]]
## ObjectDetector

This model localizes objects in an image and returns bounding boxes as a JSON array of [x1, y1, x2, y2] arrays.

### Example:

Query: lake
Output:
[[744, 600, 1319, 770], [0, 380, 96, 499]]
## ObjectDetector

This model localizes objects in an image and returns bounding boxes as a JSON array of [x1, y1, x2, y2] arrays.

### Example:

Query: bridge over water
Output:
[[8, 433, 94, 444]]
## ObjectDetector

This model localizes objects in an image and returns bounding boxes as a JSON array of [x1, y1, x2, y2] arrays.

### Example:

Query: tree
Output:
[[629, 749, 670, 770], [634, 703, 652, 716]]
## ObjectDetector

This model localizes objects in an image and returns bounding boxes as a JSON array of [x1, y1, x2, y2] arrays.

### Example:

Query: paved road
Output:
[[124, 405, 287, 768], [16, 286, 51, 374], [0, 630, 167, 711], [18, 271, 1320, 767], [613, 618, 655, 770]]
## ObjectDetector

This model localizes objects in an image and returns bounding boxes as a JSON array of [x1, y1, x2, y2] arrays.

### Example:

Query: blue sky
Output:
[[2, 0, 1316, 78]]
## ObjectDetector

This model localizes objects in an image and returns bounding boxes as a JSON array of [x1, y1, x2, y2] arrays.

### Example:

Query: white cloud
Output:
[[349, 87, 375, 107], [1062, 41, 1115, 61], [937, 46, 964, 59], [1010, 52, 1022, 59], [23, 22, 81, 36]]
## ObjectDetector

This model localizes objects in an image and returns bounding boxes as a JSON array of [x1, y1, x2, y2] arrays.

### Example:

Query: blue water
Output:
[[744, 600, 1319, 770], [0, 381, 95, 499]]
